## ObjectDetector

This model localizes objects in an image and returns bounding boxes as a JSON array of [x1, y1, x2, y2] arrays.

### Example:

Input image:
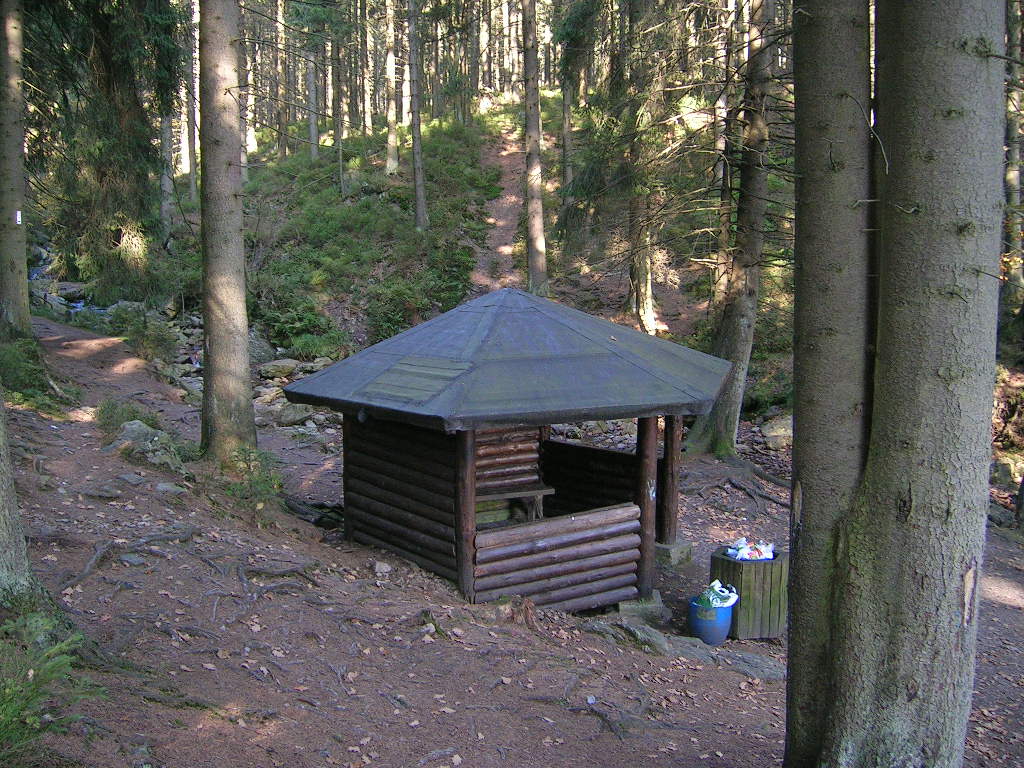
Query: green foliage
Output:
[[95, 398, 162, 440], [225, 447, 282, 508], [288, 330, 351, 361], [0, 614, 93, 767], [107, 305, 178, 361], [247, 115, 492, 351], [0, 339, 75, 414]]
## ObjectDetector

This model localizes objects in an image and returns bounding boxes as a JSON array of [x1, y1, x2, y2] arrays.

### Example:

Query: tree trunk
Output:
[[159, 114, 174, 240], [385, 0, 399, 174], [187, 0, 200, 201], [332, 37, 347, 191], [407, 0, 429, 230], [360, 0, 372, 133], [522, 0, 548, 296], [711, 0, 735, 309], [276, 0, 288, 158], [1003, 0, 1023, 319], [686, 0, 773, 455], [787, 1, 1005, 765], [561, 76, 574, 191], [0, 0, 29, 337], [199, 0, 257, 465], [306, 46, 319, 161], [785, 0, 872, 763], [501, 0, 513, 96], [238, 36, 251, 183]]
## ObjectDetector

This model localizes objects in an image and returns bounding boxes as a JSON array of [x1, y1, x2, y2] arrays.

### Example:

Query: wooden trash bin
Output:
[[709, 546, 788, 640]]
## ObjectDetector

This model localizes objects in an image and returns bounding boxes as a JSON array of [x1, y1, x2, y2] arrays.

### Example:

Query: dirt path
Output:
[[469, 126, 525, 295], [8, 318, 1023, 767]]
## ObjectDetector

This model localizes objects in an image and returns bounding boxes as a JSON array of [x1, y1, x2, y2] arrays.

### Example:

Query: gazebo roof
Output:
[[283, 288, 731, 431]]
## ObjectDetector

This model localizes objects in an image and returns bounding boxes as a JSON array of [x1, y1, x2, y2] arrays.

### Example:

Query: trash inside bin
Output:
[[689, 580, 738, 646]]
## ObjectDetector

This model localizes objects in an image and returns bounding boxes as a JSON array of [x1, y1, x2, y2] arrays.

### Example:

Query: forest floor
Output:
[[10, 315, 1023, 768]]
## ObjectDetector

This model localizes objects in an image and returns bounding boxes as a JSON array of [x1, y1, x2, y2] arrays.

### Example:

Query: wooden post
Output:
[[656, 415, 682, 544], [635, 417, 657, 598], [455, 430, 478, 601]]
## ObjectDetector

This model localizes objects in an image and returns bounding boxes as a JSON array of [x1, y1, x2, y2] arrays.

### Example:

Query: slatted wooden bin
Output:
[[709, 546, 789, 639]]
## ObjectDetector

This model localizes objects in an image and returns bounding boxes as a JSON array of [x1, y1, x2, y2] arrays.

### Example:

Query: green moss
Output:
[[0, 339, 77, 415]]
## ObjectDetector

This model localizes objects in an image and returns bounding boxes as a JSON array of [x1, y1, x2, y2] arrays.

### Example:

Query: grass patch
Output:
[[0, 339, 77, 414], [0, 614, 97, 768], [95, 397, 162, 440]]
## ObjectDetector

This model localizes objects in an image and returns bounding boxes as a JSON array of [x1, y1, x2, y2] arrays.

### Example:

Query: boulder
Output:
[[248, 329, 277, 366], [253, 385, 284, 405], [761, 415, 793, 451], [988, 501, 1016, 528], [274, 402, 315, 427], [258, 358, 301, 379], [297, 357, 335, 374], [103, 420, 181, 471], [990, 458, 1018, 488]]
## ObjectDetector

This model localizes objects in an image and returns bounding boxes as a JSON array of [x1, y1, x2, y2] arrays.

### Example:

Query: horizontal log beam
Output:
[[346, 451, 455, 496], [347, 431, 457, 471], [531, 573, 638, 606], [474, 549, 640, 591], [345, 464, 454, 512], [475, 449, 540, 466], [475, 463, 540, 480], [344, 493, 456, 541], [542, 585, 638, 613], [476, 519, 641, 564], [344, 476, 454, 524], [474, 533, 641, 577], [476, 474, 540, 491], [474, 562, 637, 603], [475, 504, 639, 548]]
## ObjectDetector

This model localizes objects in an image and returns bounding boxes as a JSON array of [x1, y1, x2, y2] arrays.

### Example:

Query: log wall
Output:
[[475, 427, 542, 490], [344, 418, 458, 580], [473, 502, 641, 610]]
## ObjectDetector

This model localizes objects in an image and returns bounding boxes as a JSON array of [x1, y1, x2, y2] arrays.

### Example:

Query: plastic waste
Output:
[[695, 579, 738, 609], [725, 536, 775, 561]]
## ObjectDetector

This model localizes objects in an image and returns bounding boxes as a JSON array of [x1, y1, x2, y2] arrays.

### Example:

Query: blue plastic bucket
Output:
[[688, 598, 734, 646]]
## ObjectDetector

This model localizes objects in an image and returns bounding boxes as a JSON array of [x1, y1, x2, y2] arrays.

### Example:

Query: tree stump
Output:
[[709, 546, 788, 639]]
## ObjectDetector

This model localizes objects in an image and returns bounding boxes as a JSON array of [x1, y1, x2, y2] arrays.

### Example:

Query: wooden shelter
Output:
[[285, 289, 730, 611]]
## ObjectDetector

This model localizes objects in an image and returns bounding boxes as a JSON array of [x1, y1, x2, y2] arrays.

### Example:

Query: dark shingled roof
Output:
[[283, 288, 731, 431]]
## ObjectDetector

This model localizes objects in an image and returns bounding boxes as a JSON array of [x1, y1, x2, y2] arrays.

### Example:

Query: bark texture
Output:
[[199, 0, 257, 465], [408, 0, 429, 230], [522, 0, 548, 296], [0, 397, 35, 611], [385, 0, 399, 175], [306, 47, 319, 161], [785, 0, 872, 763], [787, 1, 1005, 766], [159, 114, 174, 239], [685, 0, 773, 455], [0, 0, 29, 337]]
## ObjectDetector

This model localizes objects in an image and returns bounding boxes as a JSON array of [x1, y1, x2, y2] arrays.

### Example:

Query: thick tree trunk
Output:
[[0, 398, 43, 614], [407, 0, 429, 230], [199, 0, 257, 465], [788, 1, 1005, 766], [522, 0, 548, 296], [561, 77, 574, 191], [0, 0, 29, 337], [686, 0, 773, 455], [785, 0, 872, 764], [819, 2, 1003, 764], [360, 0, 372, 133], [385, 0, 399, 175], [711, 0, 735, 309], [306, 47, 319, 161]]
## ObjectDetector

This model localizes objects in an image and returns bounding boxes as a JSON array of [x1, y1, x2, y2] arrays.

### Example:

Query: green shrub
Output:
[[0, 339, 75, 414], [288, 330, 351, 361], [107, 305, 178, 361], [0, 614, 92, 767], [225, 447, 282, 507], [95, 398, 162, 440]]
